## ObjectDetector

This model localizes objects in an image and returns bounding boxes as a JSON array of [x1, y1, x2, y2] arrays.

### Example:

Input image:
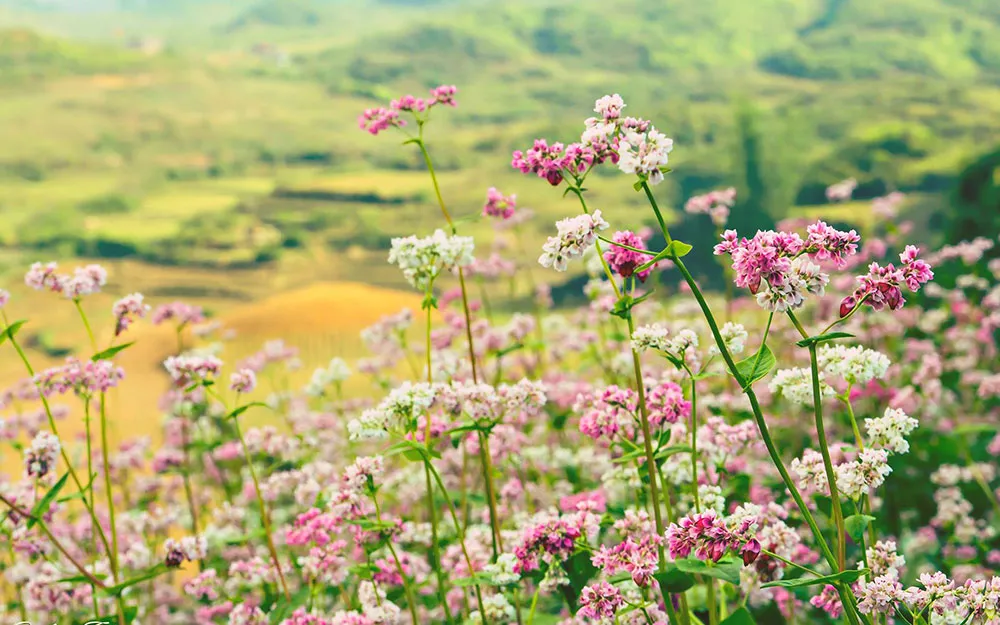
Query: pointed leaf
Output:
[[735, 345, 776, 389], [225, 402, 268, 420], [673, 557, 743, 585], [91, 342, 135, 362], [796, 332, 856, 348], [102, 564, 171, 596], [762, 568, 868, 589], [654, 445, 693, 460], [654, 566, 696, 593], [28, 472, 69, 529], [721, 607, 756, 625], [0, 319, 27, 345], [845, 515, 876, 543], [666, 240, 693, 258]]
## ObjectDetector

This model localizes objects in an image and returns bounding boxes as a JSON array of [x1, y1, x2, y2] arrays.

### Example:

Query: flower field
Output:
[[0, 87, 998, 625]]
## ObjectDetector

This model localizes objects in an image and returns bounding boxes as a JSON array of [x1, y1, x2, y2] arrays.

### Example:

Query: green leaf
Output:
[[385, 439, 440, 462], [610, 295, 634, 320], [845, 514, 876, 543], [633, 179, 644, 192], [58, 471, 97, 504], [225, 402, 268, 420], [28, 472, 69, 529], [90, 341, 135, 361], [795, 332, 856, 348], [762, 568, 868, 589], [453, 574, 491, 587], [102, 564, 171, 596], [952, 423, 996, 436], [673, 557, 743, 585], [0, 319, 27, 346], [654, 566, 696, 593], [666, 240, 693, 258], [654, 445, 693, 460], [735, 344, 776, 389], [721, 607, 756, 625]]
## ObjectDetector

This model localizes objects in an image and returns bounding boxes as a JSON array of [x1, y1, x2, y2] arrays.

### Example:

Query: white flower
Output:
[[755, 257, 829, 313], [388, 229, 474, 291], [347, 409, 390, 441], [305, 357, 352, 397], [631, 324, 670, 352], [711, 322, 748, 356], [539, 210, 610, 272], [836, 449, 892, 499], [865, 408, 918, 454], [470, 593, 517, 624], [818, 344, 891, 386], [618, 127, 673, 184], [769, 368, 834, 405], [483, 553, 520, 585]]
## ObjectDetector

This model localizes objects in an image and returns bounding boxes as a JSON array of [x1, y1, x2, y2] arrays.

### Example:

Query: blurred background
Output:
[[0, 0, 997, 437]]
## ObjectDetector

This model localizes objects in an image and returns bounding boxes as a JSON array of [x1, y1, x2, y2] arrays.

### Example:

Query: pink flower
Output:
[[230, 368, 257, 393], [429, 84, 458, 107], [604, 230, 659, 282], [840, 246, 933, 316], [358, 107, 404, 135], [647, 381, 691, 426], [112, 293, 149, 336], [482, 187, 517, 220], [152, 301, 205, 327], [578, 581, 625, 620], [592, 535, 662, 587]]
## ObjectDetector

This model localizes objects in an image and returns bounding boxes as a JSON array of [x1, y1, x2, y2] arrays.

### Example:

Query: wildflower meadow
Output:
[[2, 88, 999, 625]]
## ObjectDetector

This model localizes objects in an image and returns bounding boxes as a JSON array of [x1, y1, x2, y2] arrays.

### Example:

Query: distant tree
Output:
[[948, 147, 1000, 250]]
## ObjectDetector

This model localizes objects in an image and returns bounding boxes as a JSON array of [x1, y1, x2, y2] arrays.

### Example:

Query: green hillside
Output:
[[0, 0, 995, 281]]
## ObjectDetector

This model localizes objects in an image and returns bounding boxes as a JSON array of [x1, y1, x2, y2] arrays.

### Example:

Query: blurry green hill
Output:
[[0, 0, 996, 279]]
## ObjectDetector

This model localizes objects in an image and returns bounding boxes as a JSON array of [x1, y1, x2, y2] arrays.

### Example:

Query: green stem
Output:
[[374, 493, 421, 625], [424, 463, 454, 624], [683, 364, 701, 513], [479, 431, 504, 558], [808, 343, 847, 571], [426, 459, 489, 621], [233, 415, 291, 601], [99, 394, 120, 580], [640, 181, 672, 245]]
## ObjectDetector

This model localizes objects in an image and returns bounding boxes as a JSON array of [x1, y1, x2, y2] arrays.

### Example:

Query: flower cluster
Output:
[[388, 229, 475, 291], [482, 187, 517, 220], [603, 230, 659, 282], [665, 510, 760, 565], [840, 245, 934, 316], [685, 187, 736, 226], [538, 210, 609, 271]]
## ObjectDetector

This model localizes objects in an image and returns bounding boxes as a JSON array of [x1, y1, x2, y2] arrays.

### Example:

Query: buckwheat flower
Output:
[[24, 261, 65, 293], [594, 93, 626, 120], [604, 230, 658, 282], [163, 536, 206, 568], [840, 246, 933, 316], [873, 191, 905, 218], [960, 577, 1000, 623], [647, 381, 690, 426], [538, 210, 609, 271], [0, 289, 8, 308], [230, 368, 257, 394], [825, 177, 857, 202], [805, 221, 860, 268], [591, 535, 662, 586], [24, 431, 60, 479], [865, 408, 918, 454], [347, 409, 390, 441], [579, 581, 625, 621], [305, 357, 351, 397], [63, 263, 107, 298], [867, 540, 905, 580], [810, 585, 843, 619], [576, 385, 638, 442], [512, 138, 573, 186], [484, 553, 520, 585], [163, 354, 223, 387], [33, 358, 125, 397], [817, 344, 890, 385], [358, 107, 404, 135], [428, 84, 458, 107], [379, 381, 437, 431], [281, 608, 332, 625], [388, 229, 475, 291], [228, 603, 268, 625], [184, 569, 220, 601], [770, 368, 833, 406], [152, 301, 205, 327], [631, 323, 670, 352], [390, 94, 426, 112], [469, 593, 516, 625], [710, 322, 748, 356], [112, 293, 149, 336], [836, 448, 892, 499], [685, 187, 736, 227], [483, 187, 516, 220], [617, 125, 673, 185], [665, 510, 758, 564], [857, 574, 903, 615]]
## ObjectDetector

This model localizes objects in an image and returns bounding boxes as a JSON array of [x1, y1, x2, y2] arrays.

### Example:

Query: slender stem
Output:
[[683, 364, 700, 512], [0, 493, 107, 588], [566, 185, 623, 300], [74, 299, 98, 352], [373, 493, 421, 624], [478, 431, 504, 557], [843, 394, 880, 551], [527, 584, 541, 625], [808, 343, 847, 571], [424, 463, 454, 624], [99, 393, 120, 581], [598, 235, 659, 256], [232, 415, 291, 601], [181, 420, 200, 535], [640, 182, 672, 245], [426, 459, 489, 620], [1, 314, 114, 560], [761, 549, 822, 577]]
